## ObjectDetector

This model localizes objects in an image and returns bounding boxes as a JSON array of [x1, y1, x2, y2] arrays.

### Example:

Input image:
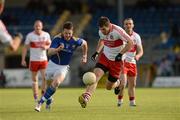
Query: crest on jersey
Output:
[[110, 35, 113, 39]]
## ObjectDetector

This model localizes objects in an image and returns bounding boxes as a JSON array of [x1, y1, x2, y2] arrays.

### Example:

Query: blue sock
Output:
[[39, 86, 56, 104], [46, 97, 53, 105]]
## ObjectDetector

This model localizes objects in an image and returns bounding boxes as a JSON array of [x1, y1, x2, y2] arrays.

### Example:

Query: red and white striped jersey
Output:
[[124, 31, 142, 64], [99, 24, 132, 61], [25, 31, 51, 61], [0, 20, 12, 44]]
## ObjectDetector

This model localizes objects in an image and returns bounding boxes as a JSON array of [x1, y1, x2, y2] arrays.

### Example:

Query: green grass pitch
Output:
[[0, 88, 180, 120]]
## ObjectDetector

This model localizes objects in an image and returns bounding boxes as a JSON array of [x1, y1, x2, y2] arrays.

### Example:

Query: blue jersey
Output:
[[49, 36, 83, 65]]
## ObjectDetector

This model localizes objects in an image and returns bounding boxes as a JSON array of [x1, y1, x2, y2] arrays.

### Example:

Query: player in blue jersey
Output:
[[35, 21, 88, 112]]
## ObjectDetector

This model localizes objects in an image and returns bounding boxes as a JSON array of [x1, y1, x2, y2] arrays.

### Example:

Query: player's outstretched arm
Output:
[[81, 40, 88, 64], [0, 31, 22, 52], [96, 39, 104, 53]]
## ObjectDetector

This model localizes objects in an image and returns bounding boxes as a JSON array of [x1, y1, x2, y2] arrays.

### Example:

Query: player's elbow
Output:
[[10, 37, 22, 52], [82, 40, 87, 47], [139, 48, 144, 57], [9, 46, 16, 52], [9, 43, 18, 52]]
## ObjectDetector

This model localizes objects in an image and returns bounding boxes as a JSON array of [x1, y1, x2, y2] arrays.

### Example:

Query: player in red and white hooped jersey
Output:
[[21, 20, 51, 104], [114, 18, 143, 107], [78, 16, 133, 108]]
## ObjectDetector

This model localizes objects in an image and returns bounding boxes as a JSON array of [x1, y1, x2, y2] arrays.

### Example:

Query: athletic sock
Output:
[[46, 97, 53, 105], [39, 86, 56, 104], [129, 96, 136, 105], [118, 95, 123, 100], [34, 94, 38, 102], [83, 92, 91, 102], [129, 96, 135, 101], [116, 79, 120, 87], [118, 95, 123, 103]]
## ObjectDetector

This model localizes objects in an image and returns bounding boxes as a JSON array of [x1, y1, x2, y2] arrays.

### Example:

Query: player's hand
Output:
[[81, 55, 87, 64], [91, 52, 99, 61], [40, 42, 46, 50], [135, 55, 140, 61], [21, 60, 27, 67], [115, 53, 123, 61], [14, 32, 23, 40], [41, 40, 51, 50], [57, 43, 64, 52]]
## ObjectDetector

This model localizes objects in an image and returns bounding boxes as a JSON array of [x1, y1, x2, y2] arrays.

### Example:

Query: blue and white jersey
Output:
[[49, 36, 83, 65]]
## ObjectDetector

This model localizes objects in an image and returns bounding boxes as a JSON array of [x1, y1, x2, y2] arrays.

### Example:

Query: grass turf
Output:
[[0, 88, 180, 120]]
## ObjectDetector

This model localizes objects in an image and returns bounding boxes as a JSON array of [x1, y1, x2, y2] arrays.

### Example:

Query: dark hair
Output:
[[124, 18, 133, 21], [63, 21, 73, 30], [98, 16, 110, 27]]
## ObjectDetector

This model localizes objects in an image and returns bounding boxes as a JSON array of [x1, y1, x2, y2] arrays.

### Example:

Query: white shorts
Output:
[[45, 60, 69, 80]]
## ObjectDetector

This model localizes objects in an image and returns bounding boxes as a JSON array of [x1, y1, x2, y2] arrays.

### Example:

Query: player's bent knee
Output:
[[130, 81, 136, 87], [51, 80, 60, 88], [120, 84, 126, 89], [94, 70, 103, 79]]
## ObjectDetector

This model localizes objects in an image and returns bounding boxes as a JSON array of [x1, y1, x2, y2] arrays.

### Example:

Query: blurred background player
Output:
[[114, 18, 143, 107], [21, 20, 51, 104], [0, 0, 22, 52], [78, 16, 133, 108], [35, 21, 88, 112]]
